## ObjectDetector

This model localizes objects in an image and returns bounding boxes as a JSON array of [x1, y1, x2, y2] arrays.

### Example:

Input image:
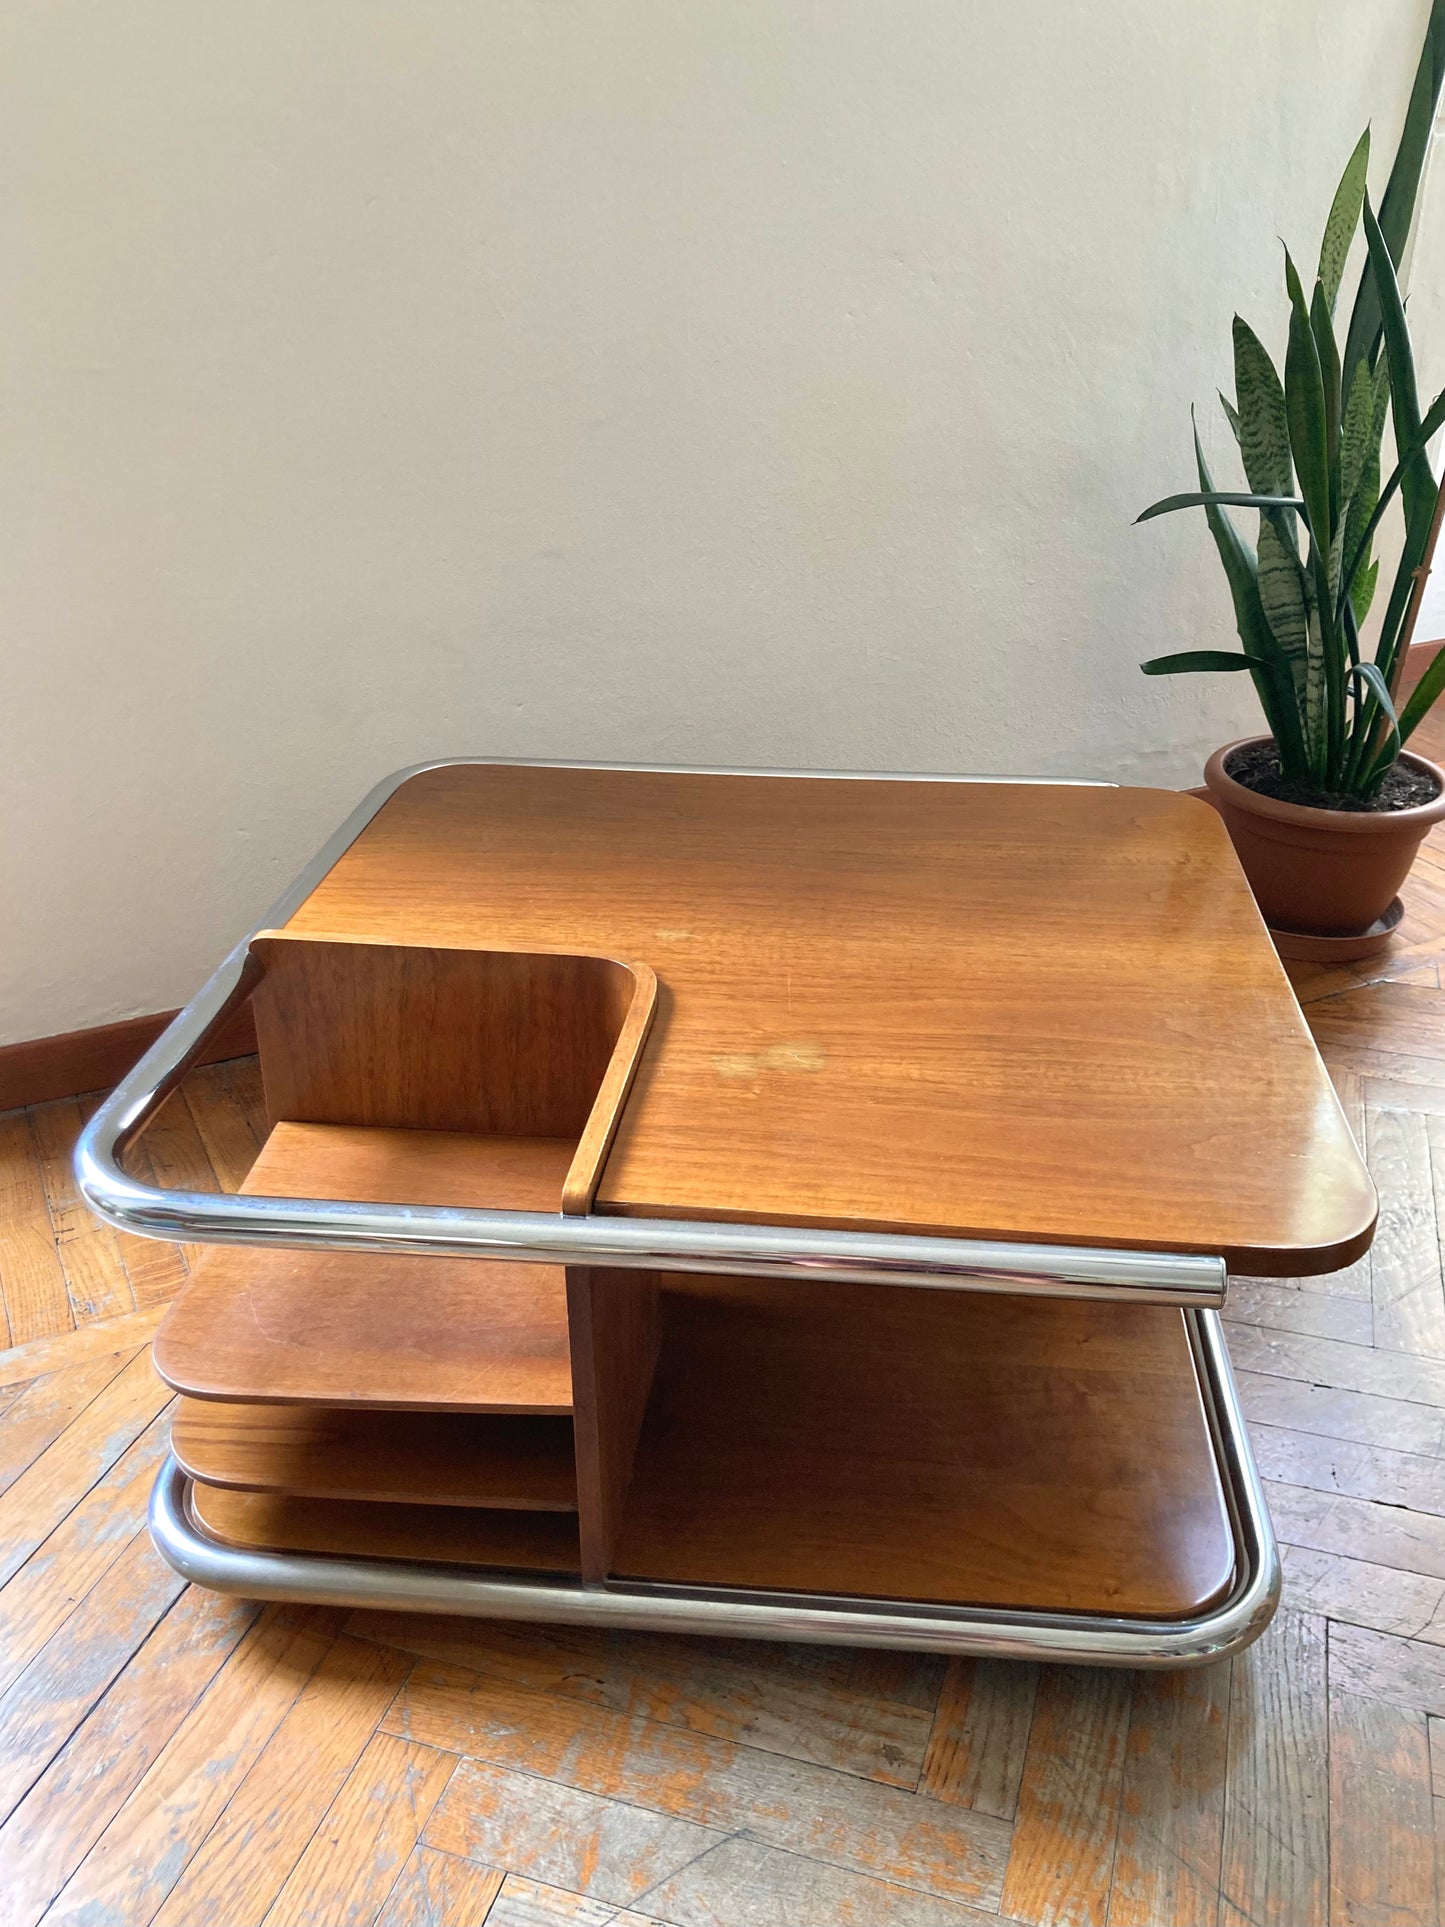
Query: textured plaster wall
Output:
[[3, 1, 1442, 1039]]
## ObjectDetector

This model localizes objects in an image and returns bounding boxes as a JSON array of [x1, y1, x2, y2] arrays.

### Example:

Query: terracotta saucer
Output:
[[1266, 897, 1405, 963]]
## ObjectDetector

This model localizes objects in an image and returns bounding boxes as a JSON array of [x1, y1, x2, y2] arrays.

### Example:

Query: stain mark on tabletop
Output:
[[712, 1043, 826, 1079]]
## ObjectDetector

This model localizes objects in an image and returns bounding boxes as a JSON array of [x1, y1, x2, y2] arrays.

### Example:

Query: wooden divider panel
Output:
[[565, 1268, 661, 1582]]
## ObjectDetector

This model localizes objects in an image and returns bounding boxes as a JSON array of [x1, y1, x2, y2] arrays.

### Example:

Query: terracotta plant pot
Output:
[[1202, 735, 1445, 937]]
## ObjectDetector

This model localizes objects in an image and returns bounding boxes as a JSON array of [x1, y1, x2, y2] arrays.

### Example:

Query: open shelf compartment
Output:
[[171, 1402, 578, 1510], [153, 1297, 1271, 1662], [152, 1119, 578, 1413], [608, 1276, 1236, 1620], [153, 929, 656, 1412], [190, 1485, 581, 1575], [164, 1265, 1242, 1625], [152, 930, 653, 1571]]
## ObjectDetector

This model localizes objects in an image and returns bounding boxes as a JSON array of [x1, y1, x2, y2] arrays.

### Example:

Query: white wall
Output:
[[3, 1, 1443, 1043]]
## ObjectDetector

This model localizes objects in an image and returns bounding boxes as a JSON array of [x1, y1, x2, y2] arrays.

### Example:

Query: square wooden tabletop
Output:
[[284, 763, 1376, 1275]]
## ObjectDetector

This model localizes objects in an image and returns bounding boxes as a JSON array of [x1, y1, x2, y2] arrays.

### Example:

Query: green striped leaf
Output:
[[1342, 433, 1381, 609], [1340, 357, 1381, 504], [1318, 129, 1371, 312], [1373, 350, 1393, 440], [1305, 597, 1328, 758], [1310, 277, 1344, 521], [1285, 250, 1346, 779], [1338, 375, 1445, 618], [1284, 251, 1333, 548], [1189, 419, 1310, 777], [1232, 317, 1294, 496], [1327, 518, 1346, 606], [1351, 556, 1380, 626], [1257, 514, 1310, 698]]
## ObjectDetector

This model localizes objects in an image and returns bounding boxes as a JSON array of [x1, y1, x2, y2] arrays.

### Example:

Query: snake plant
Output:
[[1140, 5, 1445, 799]]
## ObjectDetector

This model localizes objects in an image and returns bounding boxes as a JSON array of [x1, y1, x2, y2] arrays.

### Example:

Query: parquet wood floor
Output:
[[9, 730, 1445, 1924]]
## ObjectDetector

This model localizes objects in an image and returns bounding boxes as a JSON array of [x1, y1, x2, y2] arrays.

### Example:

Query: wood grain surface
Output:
[[281, 764, 1373, 1272], [153, 1122, 573, 1412], [565, 1267, 660, 1582], [250, 932, 655, 1215], [191, 1485, 581, 1574], [612, 1277, 1236, 1615], [999, 1666, 1131, 1927], [251, 933, 641, 1141], [0, 1002, 256, 1112], [149, 1633, 411, 1927], [171, 1401, 579, 1510]]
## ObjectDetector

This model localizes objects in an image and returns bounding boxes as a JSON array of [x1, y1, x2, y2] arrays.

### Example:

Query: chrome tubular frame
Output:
[[75, 758, 1226, 1308], [148, 1310, 1277, 1667], [76, 759, 1274, 1662]]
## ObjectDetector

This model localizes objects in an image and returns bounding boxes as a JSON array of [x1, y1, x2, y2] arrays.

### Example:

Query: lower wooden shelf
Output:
[[152, 1121, 574, 1413], [191, 1483, 581, 1573], [171, 1401, 578, 1510], [170, 1269, 1238, 1624], [610, 1277, 1236, 1618]]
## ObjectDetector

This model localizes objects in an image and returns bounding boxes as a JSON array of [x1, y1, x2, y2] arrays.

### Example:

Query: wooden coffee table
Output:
[[77, 762, 1374, 1664]]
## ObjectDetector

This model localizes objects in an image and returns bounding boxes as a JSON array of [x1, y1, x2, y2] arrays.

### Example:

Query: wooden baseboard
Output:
[[0, 1003, 257, 1113]]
